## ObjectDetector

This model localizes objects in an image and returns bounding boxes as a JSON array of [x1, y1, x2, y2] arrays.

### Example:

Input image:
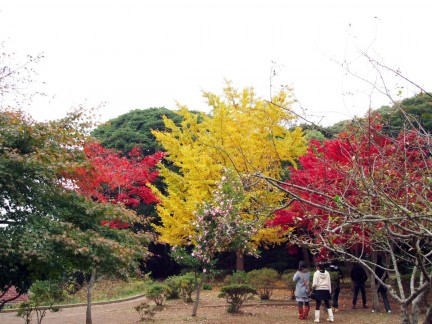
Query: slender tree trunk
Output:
[[423, 304, 432, 324], [86, 268, 96, 324], [192, 272, 204, 316], [236, 251, 244, 271], [370, 252, 379, 312], [422, 286, 431, 324], [301, 246, 311, 268], [400, 303, 412, 324]]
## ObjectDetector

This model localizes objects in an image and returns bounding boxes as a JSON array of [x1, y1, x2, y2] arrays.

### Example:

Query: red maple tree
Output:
[[70, 142, 164, 228], [267, 116, 431, 259]]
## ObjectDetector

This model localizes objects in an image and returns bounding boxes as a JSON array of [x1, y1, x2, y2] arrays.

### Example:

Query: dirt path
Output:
[[0, 288, 406, 324]]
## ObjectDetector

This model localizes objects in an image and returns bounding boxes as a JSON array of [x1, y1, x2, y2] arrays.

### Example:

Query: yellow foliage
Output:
[[151, 83, 307, 245]]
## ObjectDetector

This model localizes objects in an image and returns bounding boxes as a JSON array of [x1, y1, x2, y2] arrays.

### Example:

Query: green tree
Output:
[[91, 107, 183, 156], [376, 92, 432, 136], [0, 110, 149, 315]]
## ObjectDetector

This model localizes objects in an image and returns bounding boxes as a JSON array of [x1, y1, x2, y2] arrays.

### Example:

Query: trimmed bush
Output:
[[247, 268, 279, 300], [223, 271, 248, 285], [176, 273, 196, 302], [164, 276, 180, 299], [218, 284, 257, 313], [144, 282, 169, 306]]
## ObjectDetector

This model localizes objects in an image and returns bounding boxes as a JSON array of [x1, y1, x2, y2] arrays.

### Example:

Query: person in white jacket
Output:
[[312, 263, 334, 323]]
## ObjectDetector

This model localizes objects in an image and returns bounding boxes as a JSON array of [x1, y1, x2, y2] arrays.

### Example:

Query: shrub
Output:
[[164, 276, 180, 299], [281, 270, 297, 301], [176, 273, 196, 302], [144, 282, 169, 306], [247, 268, 279, 300], [16, 281, 65, 324], [218, 284, 257, 313], [134, 301, 164, 321], [202, 283, 213, 290], [17, 301, 33, 324], [223, 271, 248, 285]]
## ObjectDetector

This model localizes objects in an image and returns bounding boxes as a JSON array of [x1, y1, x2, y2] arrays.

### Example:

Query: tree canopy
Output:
[[0, 109, 149, 309], [151, 83, 307, 247], [91, 107, 183, 156]]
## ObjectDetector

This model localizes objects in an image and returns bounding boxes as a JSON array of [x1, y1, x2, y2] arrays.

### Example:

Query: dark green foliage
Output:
[[164, 276, 180, 299], [144, 282, 169, 306], [323, 93, 432, 138], [223, 271, 248, 285], [218, 284, 257, 313], [202, 283, 212, 290], [175, 273, 196, 303], [377, 93, 432, 136], [246, 268, 279, 300], [92, 107, 182, 156]]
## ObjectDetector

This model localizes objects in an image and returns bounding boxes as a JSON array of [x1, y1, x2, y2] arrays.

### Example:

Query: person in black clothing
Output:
[[350, 263, 368, 308], [375, 258, 391, 313], [329, 261, 344, 312]]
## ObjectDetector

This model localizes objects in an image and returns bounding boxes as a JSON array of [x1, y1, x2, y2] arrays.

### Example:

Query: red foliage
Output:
[[269, 117, 432, 258], [69, 143, 164, 228]]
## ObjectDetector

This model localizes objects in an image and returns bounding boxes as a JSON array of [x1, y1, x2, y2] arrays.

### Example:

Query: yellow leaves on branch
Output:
[[151, 82, 307, 246]]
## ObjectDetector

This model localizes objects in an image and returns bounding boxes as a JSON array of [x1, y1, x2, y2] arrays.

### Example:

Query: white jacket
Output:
[[312, 270, 332, 294]]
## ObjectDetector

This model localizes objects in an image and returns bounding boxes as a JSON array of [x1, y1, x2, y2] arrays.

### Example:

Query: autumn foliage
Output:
[[70, 143, 164, 228], [268, 115, 432, 258]]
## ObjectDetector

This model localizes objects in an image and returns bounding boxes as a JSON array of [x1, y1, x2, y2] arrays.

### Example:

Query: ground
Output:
[[1, 286, 417, 324]]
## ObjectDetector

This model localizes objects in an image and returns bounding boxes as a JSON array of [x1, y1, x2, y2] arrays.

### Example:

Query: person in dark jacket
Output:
[[375, 258, 391, 313], [329, 261, 344, 312], [350, 263, 368, 308]]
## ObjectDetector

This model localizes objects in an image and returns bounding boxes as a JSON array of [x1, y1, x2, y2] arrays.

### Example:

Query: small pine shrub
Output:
[[247, 268, 279, 300], [202, 283, 213, 290], [144, 282, 169, 306], [176, 273, 196, 303], [218, 284, 257, 313], [223, 271, 248, 285], [164, 276, 180, 299]]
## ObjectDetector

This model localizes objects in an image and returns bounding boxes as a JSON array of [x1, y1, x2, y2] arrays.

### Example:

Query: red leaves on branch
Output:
[[269, 116, 432, 256], [70, 143, 164, 228]]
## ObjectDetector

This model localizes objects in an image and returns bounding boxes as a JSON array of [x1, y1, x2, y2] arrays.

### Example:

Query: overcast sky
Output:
[[1, 0, 431, 126]]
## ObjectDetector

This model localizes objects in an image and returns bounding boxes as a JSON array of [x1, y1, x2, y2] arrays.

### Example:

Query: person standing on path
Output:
[[329, 261, 344, 312], [293, 261, 311, 320], [350, 263, 369, 309], [375, 258, 391, 313], [312, 263, 334, 323]]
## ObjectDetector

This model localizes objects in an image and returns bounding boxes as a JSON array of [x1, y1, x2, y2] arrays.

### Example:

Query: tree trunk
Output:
[[370, 252, 380, 312], [86, 268, 96, 324], [191, 272, 204, 316], [301, 246, 311, 268], [400, 303, 412, 324], [236, 251, 244, 271], [423, 304, 432, 324]]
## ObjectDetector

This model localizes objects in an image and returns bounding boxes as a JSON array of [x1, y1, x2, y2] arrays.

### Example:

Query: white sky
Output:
[[1, 0, 431, 126]]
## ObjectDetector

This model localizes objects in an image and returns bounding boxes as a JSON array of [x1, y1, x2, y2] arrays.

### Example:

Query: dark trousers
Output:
[[378, 286, 390, 311], [352, 282, 366, 306], [332, 286, 340, 308]]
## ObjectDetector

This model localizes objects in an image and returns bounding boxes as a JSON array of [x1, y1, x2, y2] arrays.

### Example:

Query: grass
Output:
[[62, 277, 147, 304]]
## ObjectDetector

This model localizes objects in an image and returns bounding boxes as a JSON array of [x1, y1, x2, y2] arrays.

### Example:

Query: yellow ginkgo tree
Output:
[[151, 82, 307, 269]]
